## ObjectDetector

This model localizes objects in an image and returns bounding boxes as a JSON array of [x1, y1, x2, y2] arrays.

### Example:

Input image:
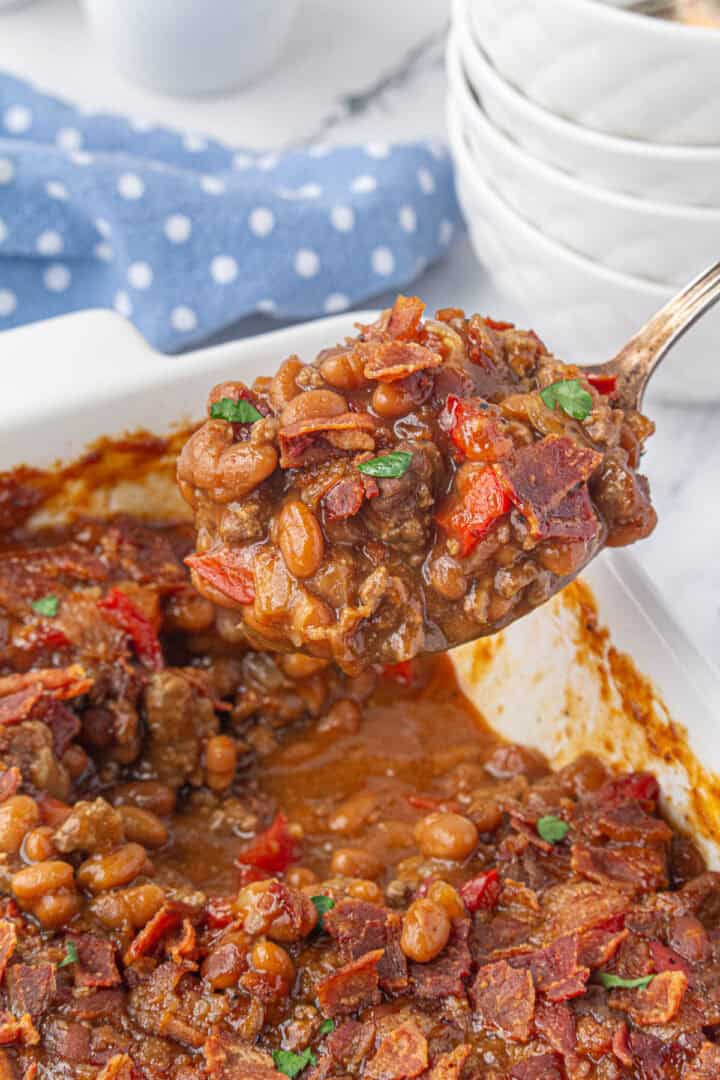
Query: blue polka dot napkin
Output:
[[0, 73, 461, 351]]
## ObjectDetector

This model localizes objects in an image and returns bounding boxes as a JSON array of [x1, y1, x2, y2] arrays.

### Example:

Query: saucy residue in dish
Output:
[[1, 509, 719, 1079]]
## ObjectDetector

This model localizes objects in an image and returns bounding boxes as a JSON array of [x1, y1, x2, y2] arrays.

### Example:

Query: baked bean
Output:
[[252, 939, 295, 984], [269, 356, 304, 413], [427, 880, 465, 920], [118, 807, 168, 849], [206, 734, 238, 792], [207, 380, 252, 411], [32, 890, 82, 930], [13, 859, 74, 900], [286, 866, 317, 889], [467, 797, 504, 834], [92, 883, 165, 930], [212, 443, 278, 504], [62, 745, 89, 780], [415, 812, 478, 861], [330, 847, 382, 880], [177, 420, 233, 493], [328, 791, 379, 836], [290, 589, 333, 637], [280, 389, 347, 427], [318, 348, 367, 390], [401, 898, 451, 963], [0, 795, 39, 854], [164, 590, 216, 633], [375, 820, 416, 848], [371, 382, 416, 419], [22, 826, 57, 863], [278, 653, 331, 680], [294, 675, 330, 717], [560, 753, 610, 797], [234, 880, 318, 941], [76, 843, 147, 893], [202, 941, 247, 989], [347, 879, 383, 903], [277, 500, 324, 579], [317, 699, 362, 736], [110, 781, 177, 817]]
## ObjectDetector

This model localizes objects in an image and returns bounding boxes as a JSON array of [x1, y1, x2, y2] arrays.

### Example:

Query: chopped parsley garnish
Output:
[[210, 397, 263, 424], [540, 379, 593, 422], [32, 594, 59, 618], [357, 450, 412, 479], [319, 1019, 335, 1036], [599, 972, 654, 991], [272, 1048, 316, 1077], [58, 941, 78, 968], [311, 894, 335, 930], [537, 815, 569, 844]]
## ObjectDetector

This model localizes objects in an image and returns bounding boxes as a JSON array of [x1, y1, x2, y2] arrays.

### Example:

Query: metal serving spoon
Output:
[[586, 260, 720, 411]]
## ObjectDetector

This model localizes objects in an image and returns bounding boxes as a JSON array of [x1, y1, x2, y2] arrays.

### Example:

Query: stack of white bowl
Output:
[[448, 0, 720, 400]]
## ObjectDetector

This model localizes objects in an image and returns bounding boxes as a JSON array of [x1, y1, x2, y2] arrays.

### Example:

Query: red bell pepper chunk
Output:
[[236, 813, 297, 874], [597, 773, 659, 808], [185, 545, 255, 606], [586, 372, 617, 395], [484, 317, 514, 332], [204, 897, 236, 930], [97, 588, 163, 670], [460, 869, 501, 913], [443, 396, 513, 463], [436, 466, 511, 557], [383, 660, 413, 686]]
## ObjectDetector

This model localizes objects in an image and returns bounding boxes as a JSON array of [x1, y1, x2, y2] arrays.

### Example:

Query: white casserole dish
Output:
[[2, 310, 720, 864], [463, 0, 720, 145]]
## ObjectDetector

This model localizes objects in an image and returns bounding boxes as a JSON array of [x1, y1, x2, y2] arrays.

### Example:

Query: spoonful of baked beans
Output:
[[178, 263, 720, 674]]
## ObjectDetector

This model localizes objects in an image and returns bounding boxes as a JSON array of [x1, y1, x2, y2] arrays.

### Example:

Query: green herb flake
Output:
[[357, 450, 412, 479], [319, 1019, 335, 1036], [32, 594, 59, 618], [58, 941, 78, 969], [599, 972, 654, 991], [272, 1048, 316, 1078], [537, 815, 569, 844], [540, 379, 593, 422], [311, 894, 336, 930], [209, 397, 263, 424]]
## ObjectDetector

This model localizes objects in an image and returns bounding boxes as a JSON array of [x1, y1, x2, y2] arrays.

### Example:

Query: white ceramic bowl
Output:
[[447, 97, 720, 401], [455, 0, 720, 206], [448, 33, 720, 287], [463, 0, 720, 144], [81, 0, 299, 97]]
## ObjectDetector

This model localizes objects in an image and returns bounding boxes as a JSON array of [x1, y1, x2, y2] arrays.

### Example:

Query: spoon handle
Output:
[[603, 261, 720, 409]]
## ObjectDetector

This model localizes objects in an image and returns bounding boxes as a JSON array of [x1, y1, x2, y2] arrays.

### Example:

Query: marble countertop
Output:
[[1, 0, 717, 670]]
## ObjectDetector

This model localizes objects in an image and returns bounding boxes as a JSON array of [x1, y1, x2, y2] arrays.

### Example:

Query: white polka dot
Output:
[[36, 230, 64, 256], [117, 173, 145, 200], [201, 175, 225, 195], [298, 182, 323, 199], [0, 219, 6, 243], [294, 248, 320, 278], [233, 152, 253, 171], [183, 133, 207, 152], [248, 207, 274, 238], [439, 219, 454, 246], [417, 167, 436, 194], [171, 306, 198, 332], [399, 205, 417, 233], [164, 214, 192, 244], [211, 255, 238, 285], [324, 293, 350, 313], [365, 141, 390, 159], [44, 264, 71, 292], [114, 290, 133, 318], [128, 261, 153, 289], [351, 174, 377, 195], [257, 153, 278, 171], [307, 143, 330, 158], [0, 158, 14, 185], [427, 140, 446, 160], [69, 150, 93, 167], [4, 105, 32, 134], [94, 242, 113, 261], [56, 126, 82, 152], [257, 298, 277, 313], [95, 218, 112, 238], [330, 205, 354, 233], [371, 246, 395, 276], [0, 289, 17, 317], [45, 180, 69, 201]]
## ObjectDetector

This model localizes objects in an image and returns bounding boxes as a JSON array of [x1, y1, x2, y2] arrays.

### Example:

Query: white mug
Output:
[[81, 0, 300, 97]]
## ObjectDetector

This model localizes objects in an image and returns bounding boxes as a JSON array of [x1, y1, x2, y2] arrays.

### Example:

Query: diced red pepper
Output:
[[460, 869, 501, 913], [586, 372, 617, 395], [442, 396, 513, 463], [236, 813, 297, 874], [484, 317, 514, 332], [597, 773, 659, 808], [97, 587, 163, 670], [436, 466, 511, 557], [383, 660, 413, 686], [204, 897, 235, 931], [185, 545, 255, 606]]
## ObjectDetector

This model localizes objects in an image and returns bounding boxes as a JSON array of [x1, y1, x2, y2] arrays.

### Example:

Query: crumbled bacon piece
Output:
[[386, 295, 425, 341], [365, 1019, 428, 1080], [471, 960, 535, 1042], [609, 969, 688, 1026], [410, 919, 472, 999], [186, 544, 256, 606], [279, 412, 377, 469], [6, 964, 55, 1021], [124, 903, 193, 966], [68, 934, 121, 988], [427, 1045, 472, 1080], [0, 921, 16, 981], [362, 340, 442, 384], [0, 666, 92, 706], [316, 949, 384, 1018]]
